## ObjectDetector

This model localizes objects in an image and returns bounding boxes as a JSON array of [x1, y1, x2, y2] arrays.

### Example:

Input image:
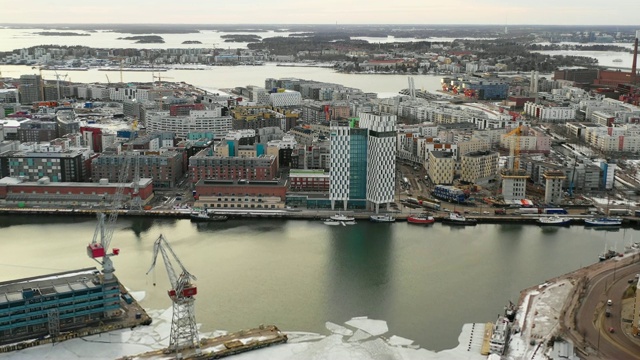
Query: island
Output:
[[117, 35, 165, 44], [35, 32, 90, 37], [182, 40, 202, 44], [221, 34, 262, 43]]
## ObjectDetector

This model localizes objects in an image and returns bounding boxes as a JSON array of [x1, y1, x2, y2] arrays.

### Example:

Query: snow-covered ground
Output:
[[506, 280, 574, 360], [0, 294, 489, 360]]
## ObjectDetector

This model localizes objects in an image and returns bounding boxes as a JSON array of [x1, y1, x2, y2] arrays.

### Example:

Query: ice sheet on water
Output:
[[325, 321, 354, 336], [388, 335, 414, 347], [345, 318, 389, 336], [348, 329, 373, 342]]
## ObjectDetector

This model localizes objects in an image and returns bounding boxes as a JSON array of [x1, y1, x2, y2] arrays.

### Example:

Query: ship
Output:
[[537, 216, 571, 226], [407, 213, 435, 224], [190, 210, 228, 222], [330, 213, 355, 221], [584, 217, 622, 227], [369, 214, 396, 223], [442, 212, 477, 226]]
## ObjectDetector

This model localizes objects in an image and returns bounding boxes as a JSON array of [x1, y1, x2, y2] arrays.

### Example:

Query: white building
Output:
[[329, 123, 351, 210], [360, 112, 397, 213], [146, 108, 232, 138], [524, 102, 576, 122], [270, 91, 302, 107]]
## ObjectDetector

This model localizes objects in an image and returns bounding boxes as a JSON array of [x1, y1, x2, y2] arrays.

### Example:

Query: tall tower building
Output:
[[360, 112, 397, 213], [329, 121, 368, 210], [543, 170, 566, 205], [18, 74, 43, 105]]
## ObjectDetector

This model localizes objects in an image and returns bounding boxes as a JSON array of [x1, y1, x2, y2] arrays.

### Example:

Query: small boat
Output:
[[324, 219, 356, 226], [613, 58, 623, 63], [370, 214, 396, 223], [442, 212, 477, 226], [330, 213, 355, 221], [190, 210, 228, 222], [324, 220, 341, 226], [407, 213, 435, 224], [585, 217, 622, 227], [537, 216, 571, 226]]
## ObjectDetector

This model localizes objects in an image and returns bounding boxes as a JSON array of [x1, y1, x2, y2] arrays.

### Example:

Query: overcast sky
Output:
[[1, 0, 636, 25]]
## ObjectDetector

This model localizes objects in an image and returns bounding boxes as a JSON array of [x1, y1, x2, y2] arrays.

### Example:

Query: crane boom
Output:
[[147, 235, 200, 355]]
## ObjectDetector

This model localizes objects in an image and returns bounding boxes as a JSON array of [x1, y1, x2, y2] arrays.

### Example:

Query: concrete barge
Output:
[[120, 325, 287, 360]]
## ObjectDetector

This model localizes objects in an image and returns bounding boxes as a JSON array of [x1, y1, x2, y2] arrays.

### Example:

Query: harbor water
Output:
[[0, 216, 636, 351]]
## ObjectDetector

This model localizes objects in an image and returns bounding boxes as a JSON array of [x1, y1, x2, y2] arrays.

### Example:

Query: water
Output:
[[532, 49, 636, 69], [0, 64, 445, 95], [0, 216, 634, 350]]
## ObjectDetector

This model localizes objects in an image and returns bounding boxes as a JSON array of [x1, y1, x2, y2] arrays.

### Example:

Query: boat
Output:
[[584, 218, 622, 227], [370, 214, 396, 223], [324, 219, 356, 226], [442, 212, 477, 226], [613, 58, 623, 63], [190, 210, 228, 222], [407, 213, 435, 224], [330, 213, 355, 221], [537, 216, 571, 226]]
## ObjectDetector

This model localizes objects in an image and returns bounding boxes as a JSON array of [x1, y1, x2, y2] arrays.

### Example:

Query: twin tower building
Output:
[[330, 112, 397, 213]]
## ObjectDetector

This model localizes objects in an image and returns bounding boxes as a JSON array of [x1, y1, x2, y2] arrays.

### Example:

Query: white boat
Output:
[[537, 216, 571, 226], [324, 220, 341, 226], [442, 212, 477, 226], [585, 217, 622, 227], [369, 214, 395, 223], [330, 213, 355, 221]]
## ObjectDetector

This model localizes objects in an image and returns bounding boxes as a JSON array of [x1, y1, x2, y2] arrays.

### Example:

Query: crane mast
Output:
[[147, 235, 200, 357]]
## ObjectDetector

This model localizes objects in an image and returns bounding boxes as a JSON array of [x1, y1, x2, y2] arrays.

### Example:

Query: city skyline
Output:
[[1, 0, 637, 26]]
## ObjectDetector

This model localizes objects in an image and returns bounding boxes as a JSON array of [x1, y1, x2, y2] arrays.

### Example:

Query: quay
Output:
[[2, 207, 640, 227]]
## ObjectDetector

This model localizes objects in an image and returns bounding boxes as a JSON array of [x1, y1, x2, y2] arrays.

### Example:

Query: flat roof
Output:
[[0, 267, 100, 304]]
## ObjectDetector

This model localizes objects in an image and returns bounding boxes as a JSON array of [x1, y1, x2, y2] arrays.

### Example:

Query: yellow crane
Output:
[[153, 74, 174, 86], [504, 126, 523, 171]]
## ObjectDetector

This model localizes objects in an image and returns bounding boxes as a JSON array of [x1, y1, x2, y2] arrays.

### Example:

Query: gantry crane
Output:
[[147, 235, 200, 357]]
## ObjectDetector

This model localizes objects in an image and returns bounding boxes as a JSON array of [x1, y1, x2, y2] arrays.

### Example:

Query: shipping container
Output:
[[542, 208, 568, 214]]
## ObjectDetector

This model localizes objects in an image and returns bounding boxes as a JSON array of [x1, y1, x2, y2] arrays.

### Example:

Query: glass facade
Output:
[[349, 128, 367, 200]]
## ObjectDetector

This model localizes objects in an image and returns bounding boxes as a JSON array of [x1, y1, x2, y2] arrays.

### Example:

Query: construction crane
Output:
[[105, 74, 111, 86], [53, 71, 68, 100], [87, 152, 133, 283], [153, 74, 174, 86], [31, 66, 45, 101], [147, 235, 200, 357], [504, 126, 523, 171]]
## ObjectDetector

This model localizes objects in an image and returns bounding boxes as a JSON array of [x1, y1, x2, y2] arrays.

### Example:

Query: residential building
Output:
[[91, 151, 184, 188], [427, 151, 455, 185], [18, 75, 43, 104], [460, 151, 499, 185], [145, 107, 232, 139], [289, 169, 329, 192], [0, 145, 90, 182], [543, 170, 566, 204], [189, 149, 277, 183]]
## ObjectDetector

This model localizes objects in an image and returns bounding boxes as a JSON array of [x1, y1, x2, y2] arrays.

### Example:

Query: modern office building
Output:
[[360, 112, 397, 213], [0, 267, 120, 346]]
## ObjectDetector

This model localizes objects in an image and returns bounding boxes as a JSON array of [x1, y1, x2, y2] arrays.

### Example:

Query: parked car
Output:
[[607, 299, 613, 306], [608, 327, 615, 333]]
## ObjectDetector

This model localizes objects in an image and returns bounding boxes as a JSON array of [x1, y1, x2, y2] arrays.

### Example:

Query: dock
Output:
[[121, 325, 287, 360]]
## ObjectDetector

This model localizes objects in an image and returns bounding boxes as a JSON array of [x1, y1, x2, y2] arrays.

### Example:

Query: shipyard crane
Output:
[[87, 153, 133, 282], [147, 235, 200, 357]]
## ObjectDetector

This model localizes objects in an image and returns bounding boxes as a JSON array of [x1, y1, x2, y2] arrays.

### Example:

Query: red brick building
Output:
[[194, 179, 287, 209]]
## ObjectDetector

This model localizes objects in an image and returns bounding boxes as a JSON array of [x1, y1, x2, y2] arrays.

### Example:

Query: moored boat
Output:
[[584, 217, 622, 227], [407, 213, 435, 224], [324, 219, 356, 226], [537, 216, 571, 226], [442, 212, 477, 226], [370, 214, 396, 223], [190, 210, 228, 222], [330, 213, 355, 221]]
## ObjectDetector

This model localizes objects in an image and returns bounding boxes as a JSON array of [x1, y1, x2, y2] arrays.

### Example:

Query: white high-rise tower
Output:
[[360, 112, 397, 213]]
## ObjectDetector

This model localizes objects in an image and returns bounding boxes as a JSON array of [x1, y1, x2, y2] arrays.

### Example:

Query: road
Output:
[[575, 258, 640, 359]]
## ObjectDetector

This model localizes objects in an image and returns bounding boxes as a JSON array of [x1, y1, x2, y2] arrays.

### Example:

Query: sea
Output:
[[0, 215, 636, 351]]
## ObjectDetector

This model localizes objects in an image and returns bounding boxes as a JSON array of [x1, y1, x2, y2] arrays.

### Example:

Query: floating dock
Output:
[[0, 267, 151, 353], [121, 325, 287, 360]]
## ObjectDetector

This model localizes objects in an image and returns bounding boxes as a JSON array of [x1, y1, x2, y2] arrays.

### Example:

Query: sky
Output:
[[1, 0, 638, 25]]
